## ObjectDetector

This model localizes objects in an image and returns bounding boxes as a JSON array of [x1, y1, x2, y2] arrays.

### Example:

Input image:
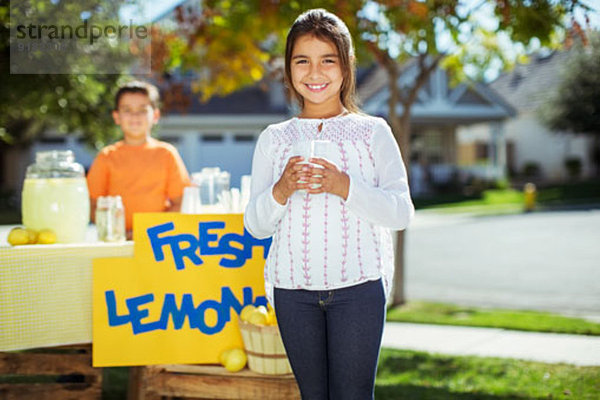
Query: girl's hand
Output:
[[305, 158, 350, 200], [272, 156, 310, 205]]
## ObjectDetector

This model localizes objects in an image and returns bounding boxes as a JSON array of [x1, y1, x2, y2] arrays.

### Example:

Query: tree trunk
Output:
[[383, 54, 441, 307], [390, 108, 412, 307], [383, 59, 414, 307]]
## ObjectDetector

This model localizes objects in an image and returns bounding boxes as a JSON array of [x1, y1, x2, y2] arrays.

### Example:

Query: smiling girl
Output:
[[244, 9, 414, 399]]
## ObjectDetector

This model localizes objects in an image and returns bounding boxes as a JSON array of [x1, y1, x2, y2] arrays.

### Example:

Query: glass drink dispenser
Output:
[[21, 150, 90, 243]]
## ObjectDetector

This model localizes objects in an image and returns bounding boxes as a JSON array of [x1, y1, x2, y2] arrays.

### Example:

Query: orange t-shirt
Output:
[[87, 138, 190, 230]]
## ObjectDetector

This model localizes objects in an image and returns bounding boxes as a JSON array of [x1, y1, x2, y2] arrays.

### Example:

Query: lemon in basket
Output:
[[266, 308, 277, 326], [223, 348, 247, 372], [248, 306, 269, 326], [240, 305, 256, 322]]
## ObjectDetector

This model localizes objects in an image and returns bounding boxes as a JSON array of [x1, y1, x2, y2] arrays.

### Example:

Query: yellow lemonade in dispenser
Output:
[[21, 151, 90, 243], [22, 178, 90, 243]]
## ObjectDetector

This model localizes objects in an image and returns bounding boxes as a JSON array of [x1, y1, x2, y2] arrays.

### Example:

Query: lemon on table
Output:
[[240, 305, 256, 322], [223, 348, 247, 372], [7, 227, 30, 246], [219, 349, 232, 366], [37, 229, 57, 244], [25, 228, 38, 244]]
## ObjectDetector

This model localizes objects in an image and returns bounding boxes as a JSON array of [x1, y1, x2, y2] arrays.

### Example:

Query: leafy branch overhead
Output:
[[543, 32, 600, 136], [0, 0, 138, 148], [155, 0, 591, 108], [0, 0, 591, 148]]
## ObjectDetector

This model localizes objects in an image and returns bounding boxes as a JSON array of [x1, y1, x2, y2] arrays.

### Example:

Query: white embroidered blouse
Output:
[[244, 113, 414, 302]]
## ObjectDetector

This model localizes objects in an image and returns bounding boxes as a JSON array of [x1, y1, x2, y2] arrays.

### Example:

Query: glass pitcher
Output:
[[21, 150, 90, 243]]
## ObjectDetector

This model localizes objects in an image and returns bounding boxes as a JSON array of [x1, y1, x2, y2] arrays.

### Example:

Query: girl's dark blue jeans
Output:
[[274, 279, 386, 400]]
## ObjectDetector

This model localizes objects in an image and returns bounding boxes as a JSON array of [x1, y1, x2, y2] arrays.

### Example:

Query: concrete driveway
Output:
[[404, 209, 600, 320]]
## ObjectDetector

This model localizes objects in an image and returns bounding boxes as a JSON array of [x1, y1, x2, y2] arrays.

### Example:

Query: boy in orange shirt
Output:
[[87, 81, 190, 237]]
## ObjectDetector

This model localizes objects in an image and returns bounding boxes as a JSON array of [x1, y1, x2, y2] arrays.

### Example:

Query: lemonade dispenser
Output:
[[22, 150, 90, 243]]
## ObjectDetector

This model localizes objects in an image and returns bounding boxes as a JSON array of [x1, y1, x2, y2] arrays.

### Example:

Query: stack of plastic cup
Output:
[[180, 186, 201, 214]]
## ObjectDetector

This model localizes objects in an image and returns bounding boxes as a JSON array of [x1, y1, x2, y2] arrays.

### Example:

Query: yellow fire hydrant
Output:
[[524, 183, 537, 212]]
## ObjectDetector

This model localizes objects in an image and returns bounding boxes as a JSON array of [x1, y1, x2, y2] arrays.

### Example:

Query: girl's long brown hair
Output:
[[284, 9, 359, 113]]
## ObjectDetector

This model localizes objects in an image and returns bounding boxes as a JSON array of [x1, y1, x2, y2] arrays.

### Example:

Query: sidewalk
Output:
[[382, 322, 600, 367]]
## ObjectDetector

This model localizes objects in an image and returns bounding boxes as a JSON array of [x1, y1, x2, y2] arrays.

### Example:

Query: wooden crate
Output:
[[129, 364, 301, 400], [0, 344, 102, 400]]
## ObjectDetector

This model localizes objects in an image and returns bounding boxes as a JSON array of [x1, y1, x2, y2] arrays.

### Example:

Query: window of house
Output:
[[475, 141, 489, 160], [201, 134, 224, 142], [39, 137, 66, 144], [233, 134, 255, 142], [422, 129, 444, 163]]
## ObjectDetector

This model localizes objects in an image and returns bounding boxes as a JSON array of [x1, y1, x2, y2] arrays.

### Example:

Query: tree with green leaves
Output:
[[543, 32, 600, 176], [155, 0, 592, 305], [0, 0, 146, 148]]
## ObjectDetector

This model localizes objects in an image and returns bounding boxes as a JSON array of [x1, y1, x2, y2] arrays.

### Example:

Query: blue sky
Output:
[[121, 0, 600, 26], [119, 0, 184, 23]]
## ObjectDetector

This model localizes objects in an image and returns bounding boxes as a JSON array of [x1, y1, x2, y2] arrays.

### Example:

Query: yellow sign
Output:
[[92, 213, 271, 367]]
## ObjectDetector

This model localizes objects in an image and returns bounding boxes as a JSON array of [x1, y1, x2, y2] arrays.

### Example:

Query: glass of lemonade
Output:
[[22, 151, 90, 243], [293, 140, 331, 190]]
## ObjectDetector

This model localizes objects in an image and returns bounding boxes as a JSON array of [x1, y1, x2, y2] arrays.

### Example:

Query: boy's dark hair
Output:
[[114, 80, 160, 110], [284, 9, 359, 113]]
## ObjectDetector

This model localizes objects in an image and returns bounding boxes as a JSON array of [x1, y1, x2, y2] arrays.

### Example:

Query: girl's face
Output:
[[290, 34, 344, 115]]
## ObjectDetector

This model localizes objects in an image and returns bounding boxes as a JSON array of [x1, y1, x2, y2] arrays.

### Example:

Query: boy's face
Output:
[[112, 92, 160, 143]]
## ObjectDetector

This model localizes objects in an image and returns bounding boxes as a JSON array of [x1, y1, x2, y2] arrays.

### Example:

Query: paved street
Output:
[[405, 209, 600, 320]]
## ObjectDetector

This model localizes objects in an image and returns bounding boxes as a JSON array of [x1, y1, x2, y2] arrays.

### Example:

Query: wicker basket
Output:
[[239, 321, 293, 375]]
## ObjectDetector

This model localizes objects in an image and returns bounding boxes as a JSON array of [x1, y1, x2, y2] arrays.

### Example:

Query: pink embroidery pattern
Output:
[[353, 140, 367, 280], [363, 138, 376, 175], [356, 219, 366, 280], [323, 193, 329, 286], [273, 225, 282, 286], [364, 125, 383, 272], [287, 196, 295, 287], [338, 141, 349, 282], [301, 192, 312, 286], [278, 146, 290, 175], [264, 264, 270, 287], [289, 120, 304, 143], [270, 140, 289, 286], [369, 213, 382, 273]]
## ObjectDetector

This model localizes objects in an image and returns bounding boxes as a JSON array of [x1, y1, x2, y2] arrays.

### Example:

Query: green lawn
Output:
[[99, 350, 600, 400], [415, 181, 600, 215], [387, 301, 600, 336], [536, 180, 600, 206], [416, 188, 527, 216], [376, 349, 600, 400]]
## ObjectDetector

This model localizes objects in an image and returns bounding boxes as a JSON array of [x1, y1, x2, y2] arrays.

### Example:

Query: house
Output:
[[1, 0, 523, 199], [457, 49, 596, 182], [0, 79, 289, 194], [2, 60, 519, 200], [359, 63, 515, 195]]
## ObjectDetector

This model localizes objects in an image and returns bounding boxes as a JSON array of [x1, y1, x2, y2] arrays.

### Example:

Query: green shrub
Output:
[[522, 161, 541, 178], [565, 157, 582, 178]]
